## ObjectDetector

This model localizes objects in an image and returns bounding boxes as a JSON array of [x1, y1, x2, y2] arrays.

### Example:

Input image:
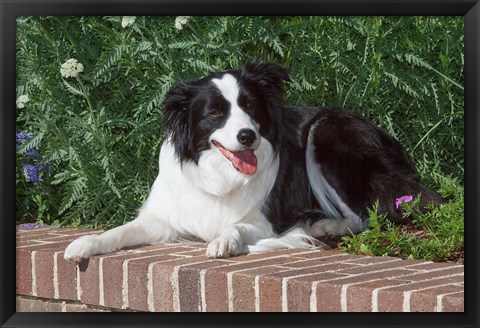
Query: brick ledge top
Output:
[[16, 226, 464, 312]]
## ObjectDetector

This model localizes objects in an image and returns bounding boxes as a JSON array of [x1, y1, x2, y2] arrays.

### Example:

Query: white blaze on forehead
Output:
[[210, 74, 260, 151], [212, 74, 240, 105]]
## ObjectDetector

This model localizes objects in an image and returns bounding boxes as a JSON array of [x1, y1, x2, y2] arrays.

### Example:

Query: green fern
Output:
[[16, 16, 464, 231]]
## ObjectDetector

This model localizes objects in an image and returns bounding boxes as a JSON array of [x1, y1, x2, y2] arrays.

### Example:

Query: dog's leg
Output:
[[308, 214, 365, 237], [305, 122, 366, 238], [64, 209, 172, 262], [308, 179, 366, 237], [206, 209, 274, 258], [206, 225, 250, 258]]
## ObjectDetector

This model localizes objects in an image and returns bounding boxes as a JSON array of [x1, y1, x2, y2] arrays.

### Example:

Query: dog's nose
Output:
[[237, 128, 256, 146]]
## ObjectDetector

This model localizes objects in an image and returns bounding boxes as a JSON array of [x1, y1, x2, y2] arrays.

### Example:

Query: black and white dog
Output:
[[65, 60, 442, 261]]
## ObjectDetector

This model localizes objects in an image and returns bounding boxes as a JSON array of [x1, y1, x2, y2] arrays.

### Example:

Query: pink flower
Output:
[[395, 195, 413, 209]]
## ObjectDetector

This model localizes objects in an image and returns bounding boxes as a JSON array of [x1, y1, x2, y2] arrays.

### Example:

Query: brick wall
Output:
[[16, 226, 464, 312]]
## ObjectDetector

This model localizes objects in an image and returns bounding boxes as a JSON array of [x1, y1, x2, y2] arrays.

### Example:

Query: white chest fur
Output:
[[140, 139, 279, 242]]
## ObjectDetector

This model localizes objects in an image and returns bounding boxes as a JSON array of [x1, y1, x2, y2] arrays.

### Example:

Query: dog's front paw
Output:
[[206, 236, 247, 258], [64, 235, 100, 262]]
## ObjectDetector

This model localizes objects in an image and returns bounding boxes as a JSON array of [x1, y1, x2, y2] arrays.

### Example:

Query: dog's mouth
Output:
[[212, 141, 257, 175]]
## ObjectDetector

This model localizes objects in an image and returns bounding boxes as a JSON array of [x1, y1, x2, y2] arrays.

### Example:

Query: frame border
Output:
[[2, 1, 478, 327]]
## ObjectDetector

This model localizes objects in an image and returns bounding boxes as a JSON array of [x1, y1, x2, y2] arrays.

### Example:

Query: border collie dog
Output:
[[65, 60, 442, 261]]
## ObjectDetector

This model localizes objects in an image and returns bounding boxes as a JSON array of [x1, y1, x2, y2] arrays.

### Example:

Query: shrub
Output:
[[339, 173, 464, 262], [16, 16, 464, 229]]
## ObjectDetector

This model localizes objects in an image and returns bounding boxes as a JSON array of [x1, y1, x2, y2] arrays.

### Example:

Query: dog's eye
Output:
[[246, 101, 255, 109], [210, 109, 223, 117]]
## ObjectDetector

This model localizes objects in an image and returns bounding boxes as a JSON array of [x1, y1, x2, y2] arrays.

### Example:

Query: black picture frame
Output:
[[1, 1, 478, 327]]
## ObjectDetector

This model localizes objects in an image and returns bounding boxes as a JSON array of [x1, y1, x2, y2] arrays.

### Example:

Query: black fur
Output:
[[163, 60, 443, 234], [264, 105, 444, 233], [163, 59, 290, 163]]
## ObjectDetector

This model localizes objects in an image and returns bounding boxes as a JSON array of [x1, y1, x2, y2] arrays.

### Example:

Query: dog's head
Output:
[[163, 59, 290, 177]]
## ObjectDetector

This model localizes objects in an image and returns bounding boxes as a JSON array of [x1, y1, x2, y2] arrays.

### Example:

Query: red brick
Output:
[[16, 226, 52, 233], [280, 254, 362, 268], [170, 249, 207, 257], [16, 296, 64, 312], [343, 256, 401, 265], [123, 243, 198, 253], [376, 275, 464, 312], [259, 268, 346, 312], [345, 279, 409, 312], [203, 256, 305, 312], [345, 256, 427, 267], [15, 228, 465, 313], [16, 296, 109, 312], [336, 259, 424, 275], [16, 240, 47, 248], [231, 266, 285, 312], [395, 266, 464, 282], [315, 269, 414, 312], [35, 247, 70, 299], [406, 262, 460, 270], [441, 292, 464, 312], [16, 231, 57, 242], [127, 254, 180, 311], [409, 284, 464, 312], [35, 250, 53, 298], [101, 250, 177, 309], [16, 248, 33, 296], [224, 248, 320, 263], [16, 228, 55, 239], [47, 227, 101, 236], [294, 249, 361, 259], [33, 234, 99, 243], [77, 257, 100, 305], [16, 241, 74, 252], [55, 252, 78, 301], [150, 256, 223, 312], [286, 264, 357, 312], [63, 303, 109, 312], [178, 260, 227, 311]]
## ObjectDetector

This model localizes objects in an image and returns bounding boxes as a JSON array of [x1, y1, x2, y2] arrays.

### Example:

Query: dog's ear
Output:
[[241, 59, 291, 86], [163, 81, 194, 113], [241, 59, 290, 103], [162, 81, 196, 161]]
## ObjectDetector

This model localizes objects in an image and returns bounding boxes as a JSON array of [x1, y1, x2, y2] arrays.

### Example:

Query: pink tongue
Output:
[[231, 149, 257, 175]]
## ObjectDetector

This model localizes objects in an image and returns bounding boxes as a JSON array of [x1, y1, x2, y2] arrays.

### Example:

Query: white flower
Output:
[[16, 95, 30, 109], [121, 16, 136, 28], [175, 16, 190, 30], [60, 58, 84, 78]]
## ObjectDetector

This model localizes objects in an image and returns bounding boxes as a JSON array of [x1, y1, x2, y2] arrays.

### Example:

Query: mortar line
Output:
[[172, 260, 214, 312], [99, 258, 105, 306], [31, 251, 37, 296], [336, 266, 458, 312], [435, 290, 463, 312], [147, 263, 155, 312], [76, 264, 82, 301], [254, 275, 261, 312], [200, 270, 207, 312], [403, 281, 463, 312], [371, 273, 463, 312], [121, 260, 129, 309], [53, 252, 60, 299]]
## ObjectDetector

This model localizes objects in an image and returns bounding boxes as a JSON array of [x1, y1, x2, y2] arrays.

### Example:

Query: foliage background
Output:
[[16, 16, 464, 229]]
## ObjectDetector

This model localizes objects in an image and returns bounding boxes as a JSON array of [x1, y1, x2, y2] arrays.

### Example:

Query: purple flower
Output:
[[17, 130, 47, 184], [22, 164, 45, 183], [16, 223, 46, 229], [395, 195, 414, 209], [16, 131, 42, 156]]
